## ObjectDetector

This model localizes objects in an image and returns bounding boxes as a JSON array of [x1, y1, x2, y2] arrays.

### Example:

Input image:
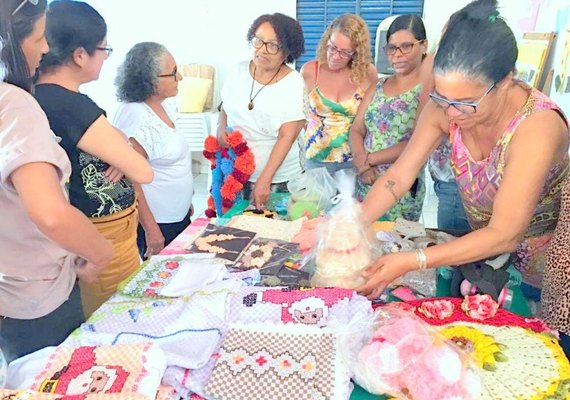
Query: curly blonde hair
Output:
[[316, 14, 371, 84]]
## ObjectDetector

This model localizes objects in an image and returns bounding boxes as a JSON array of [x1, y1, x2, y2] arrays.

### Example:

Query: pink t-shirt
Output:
[[0, 82, 77, 319]]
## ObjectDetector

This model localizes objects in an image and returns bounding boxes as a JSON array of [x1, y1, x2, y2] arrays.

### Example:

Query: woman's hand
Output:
[[104, 166, 124, 183], [352, 153, 366, 171], [252, 177, 271, 209], [356, 252, 417, 299], [144, 223, 165, 258], [359, 167, 379, 186], [74, 257, 108, 285], [217, 129, 230, 148]]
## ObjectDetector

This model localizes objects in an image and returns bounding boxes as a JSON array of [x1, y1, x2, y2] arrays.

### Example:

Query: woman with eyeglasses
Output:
[[0, 0, 115, 362], [350, 14, 429, 221], [300, 14, 378, 176], [34, 1, 153, 317], [356, 0, 569, 305], [114, 42, 194, 260], [217, 13, 306, 209]]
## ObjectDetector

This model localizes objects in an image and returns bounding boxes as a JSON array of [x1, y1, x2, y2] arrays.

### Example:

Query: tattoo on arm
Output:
[[385, 179, 399, 202]]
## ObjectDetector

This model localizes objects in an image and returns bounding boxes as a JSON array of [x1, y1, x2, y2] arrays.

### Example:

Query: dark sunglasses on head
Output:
[[12, 0, 39, 16]]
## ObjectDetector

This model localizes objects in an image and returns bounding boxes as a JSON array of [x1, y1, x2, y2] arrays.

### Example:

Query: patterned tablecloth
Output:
[[156, 217, 570, 400]]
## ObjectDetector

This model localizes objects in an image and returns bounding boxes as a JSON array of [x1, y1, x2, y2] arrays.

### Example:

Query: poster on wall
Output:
[[516, 39, 550, 87]]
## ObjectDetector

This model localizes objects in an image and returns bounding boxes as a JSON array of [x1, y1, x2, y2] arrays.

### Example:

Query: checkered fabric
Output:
[[205, 324, 342, 400]]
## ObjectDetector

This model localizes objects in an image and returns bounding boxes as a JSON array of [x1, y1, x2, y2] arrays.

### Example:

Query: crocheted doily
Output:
[[390, 298, 570, 400], [439, 322, 570, 399]]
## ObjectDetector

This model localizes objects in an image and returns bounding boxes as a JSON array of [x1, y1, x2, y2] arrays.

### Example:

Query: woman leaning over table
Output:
[[0, 0, 113, 362], [355, 0, 569, 310], [300, 14, 378, 176], [349, 14, 429, 222], [34, 1, 153, 317], [217, 13, 306, 209], [114, 42, 194, 260]]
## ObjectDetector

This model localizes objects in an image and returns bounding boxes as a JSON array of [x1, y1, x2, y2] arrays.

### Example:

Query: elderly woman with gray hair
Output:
[[113, 42, 193, 259]]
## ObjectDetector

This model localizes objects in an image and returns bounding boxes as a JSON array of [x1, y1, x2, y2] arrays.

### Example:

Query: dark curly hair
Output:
[[115, 42, 167, 103], [39, 0, 106, 73], [246, 13, 305, 64], [0, 0, 48, 92]]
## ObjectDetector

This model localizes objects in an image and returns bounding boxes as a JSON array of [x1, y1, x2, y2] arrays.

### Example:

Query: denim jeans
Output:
[[304, 158, 354, 178], [0, 281, 84, 363], [433, 179, 471, 234]]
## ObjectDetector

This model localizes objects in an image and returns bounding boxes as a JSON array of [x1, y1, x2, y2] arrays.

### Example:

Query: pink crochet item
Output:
[[403, 298, 556, 335], [356, 314, 480, 399]]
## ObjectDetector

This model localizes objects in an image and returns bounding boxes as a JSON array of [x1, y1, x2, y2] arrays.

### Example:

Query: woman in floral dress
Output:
[[350, 15, 429, 221]]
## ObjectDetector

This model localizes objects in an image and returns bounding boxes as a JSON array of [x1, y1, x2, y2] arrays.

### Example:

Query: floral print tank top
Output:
[[355, 78, 425, 222], [303, 63, 364, 163], [451, 84, 569, 288]]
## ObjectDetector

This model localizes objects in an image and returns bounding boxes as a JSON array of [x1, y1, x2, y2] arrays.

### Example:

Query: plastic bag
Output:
[[287, 167, 336, 220], [339, 307, 481, 400], [310, 171, 375, 289]]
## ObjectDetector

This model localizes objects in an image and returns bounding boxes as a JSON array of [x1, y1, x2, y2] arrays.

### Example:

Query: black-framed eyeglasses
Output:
[[383, 40, 424, 55], [429, 82, 496, 114], [250, 37, 282, 55], [95, 46, 113, 57], [12, 0, 39, 16], [158, 67, 180, 81], [326, 43, 355, 59]]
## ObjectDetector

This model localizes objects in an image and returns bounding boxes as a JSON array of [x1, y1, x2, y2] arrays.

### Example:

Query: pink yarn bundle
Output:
[[356, 314, 481, 400]]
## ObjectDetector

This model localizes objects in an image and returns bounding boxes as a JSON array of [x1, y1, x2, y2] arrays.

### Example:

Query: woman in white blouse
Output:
[[217, 13, 306, 209], [114, 42, 193, 258]]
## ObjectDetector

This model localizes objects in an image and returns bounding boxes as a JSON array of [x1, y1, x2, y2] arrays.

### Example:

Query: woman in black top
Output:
[[35, 0, 153, 317]]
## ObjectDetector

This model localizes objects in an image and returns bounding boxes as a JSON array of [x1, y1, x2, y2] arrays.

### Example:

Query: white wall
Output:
[[80, 0, 568, 117], [81, 0, 296, 118]]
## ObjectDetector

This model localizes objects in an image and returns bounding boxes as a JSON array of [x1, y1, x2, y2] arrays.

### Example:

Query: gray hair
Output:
[[115, 42, 168, 103]]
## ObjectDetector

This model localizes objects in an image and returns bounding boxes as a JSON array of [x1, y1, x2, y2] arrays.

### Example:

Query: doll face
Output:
[[294, 308, 324, 324], [67, 367, 117, 395]]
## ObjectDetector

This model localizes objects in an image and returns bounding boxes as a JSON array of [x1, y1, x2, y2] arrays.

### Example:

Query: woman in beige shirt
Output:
[[0, 0, 113, 362]]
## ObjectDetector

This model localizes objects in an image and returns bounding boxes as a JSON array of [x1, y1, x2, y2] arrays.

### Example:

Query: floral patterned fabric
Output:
[[451, 84, 569, 288], [355, 79, 425, 222], [303, 63, 364, 163]]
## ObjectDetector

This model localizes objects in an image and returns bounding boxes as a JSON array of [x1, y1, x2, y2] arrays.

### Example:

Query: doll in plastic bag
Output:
[[341, 308, 481, 400], [311, 171, 376, 289]]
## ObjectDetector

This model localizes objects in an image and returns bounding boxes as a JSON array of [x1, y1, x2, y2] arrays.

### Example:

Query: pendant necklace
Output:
[[248, 64, 281, 110]]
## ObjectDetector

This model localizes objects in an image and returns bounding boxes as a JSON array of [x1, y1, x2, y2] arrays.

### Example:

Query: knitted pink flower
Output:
[[418, 299, 454, 320], [462, 294, 499, 320]]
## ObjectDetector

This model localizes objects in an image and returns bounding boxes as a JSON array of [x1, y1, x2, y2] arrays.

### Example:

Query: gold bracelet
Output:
[[415, 248, 427, 270]]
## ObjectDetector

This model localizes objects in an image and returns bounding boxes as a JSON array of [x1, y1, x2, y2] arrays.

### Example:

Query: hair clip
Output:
[[488, 10, 500, 23]]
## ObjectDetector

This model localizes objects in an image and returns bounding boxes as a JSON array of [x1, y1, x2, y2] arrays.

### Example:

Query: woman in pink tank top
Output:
[[356, 0, 569, 316]]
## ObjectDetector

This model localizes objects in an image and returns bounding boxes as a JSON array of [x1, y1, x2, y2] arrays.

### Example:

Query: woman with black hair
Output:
[[0, 0, 114, 362], [356, 0, 568, 310], [34, 1, 153, 317], [217, 13, 306, 209], [350, 14, 429, 222]]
